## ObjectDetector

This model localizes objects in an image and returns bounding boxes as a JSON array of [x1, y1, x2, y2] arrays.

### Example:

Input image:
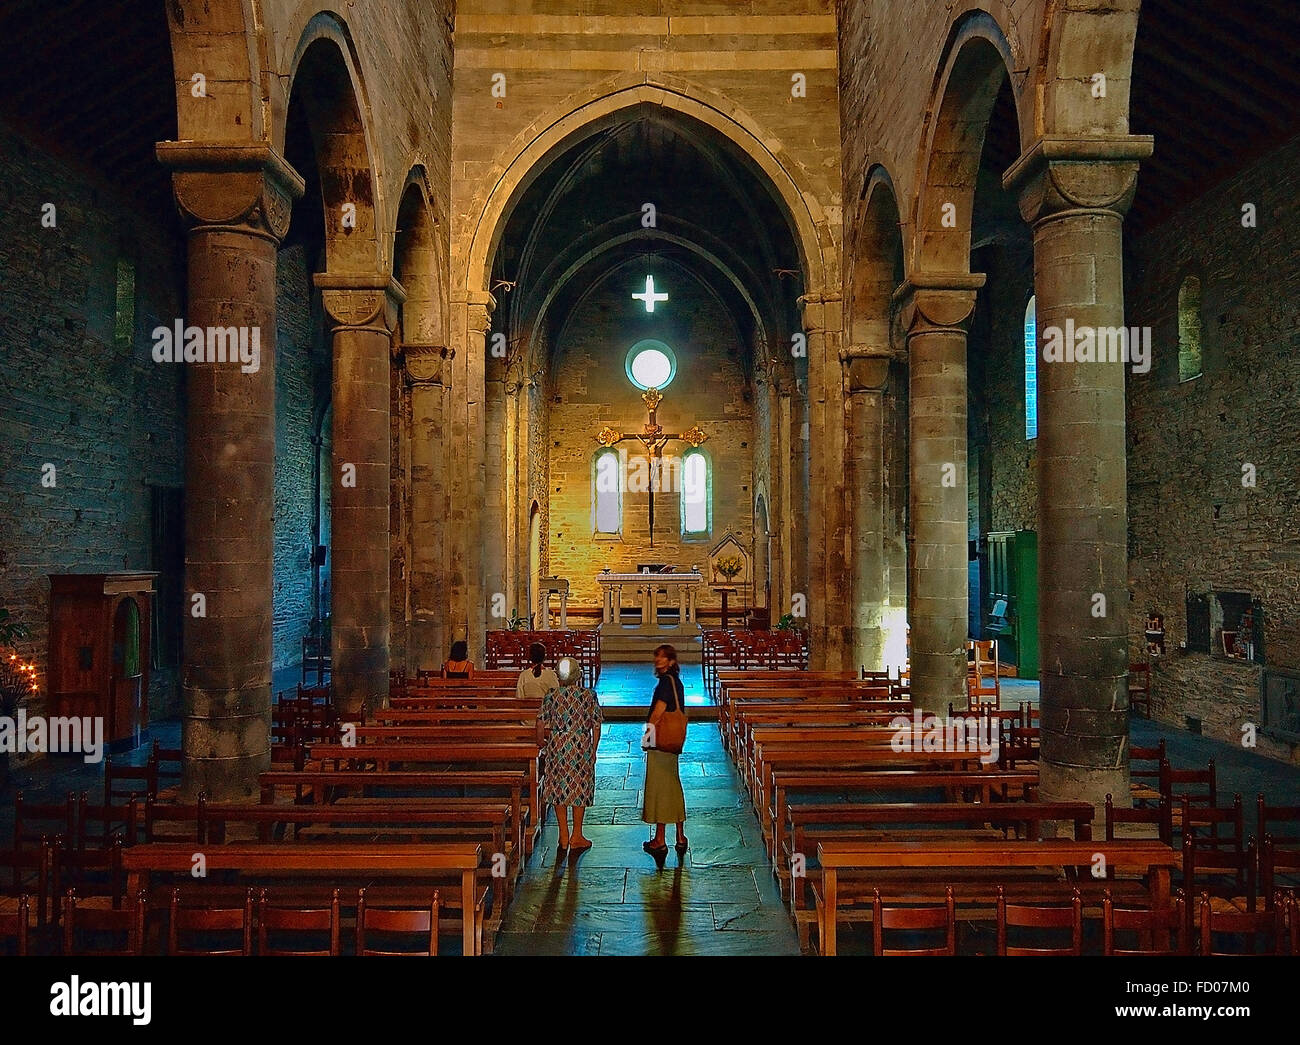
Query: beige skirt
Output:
[[642, 749, 687, 824]]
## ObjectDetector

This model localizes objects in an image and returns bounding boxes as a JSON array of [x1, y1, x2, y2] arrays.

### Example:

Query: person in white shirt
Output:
[[517, 642, 559, 701]]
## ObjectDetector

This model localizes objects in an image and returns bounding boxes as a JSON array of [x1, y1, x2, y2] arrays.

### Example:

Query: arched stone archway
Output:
[[165, 0, 268, 142]]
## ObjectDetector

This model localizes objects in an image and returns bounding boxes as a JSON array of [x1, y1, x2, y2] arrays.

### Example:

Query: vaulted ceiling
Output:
[[491, 106, 804, 376]]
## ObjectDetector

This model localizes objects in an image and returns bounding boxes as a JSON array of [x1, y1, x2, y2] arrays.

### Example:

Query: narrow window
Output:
[[594, 449, 622, 534], [1178, 276, 1202, 382], [1024, 295, 1038, 440], [113, 256, 136, 350], [681, 449, 709, 536]]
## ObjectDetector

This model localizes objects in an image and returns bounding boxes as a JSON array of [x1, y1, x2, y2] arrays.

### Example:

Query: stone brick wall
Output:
[[1126, 136, 1300, 763], [547, 268, 754, 607], [0, 119, 185, 721]]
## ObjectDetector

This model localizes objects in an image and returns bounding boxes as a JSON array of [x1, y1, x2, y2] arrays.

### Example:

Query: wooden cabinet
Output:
[[47, 573, 156, 752]]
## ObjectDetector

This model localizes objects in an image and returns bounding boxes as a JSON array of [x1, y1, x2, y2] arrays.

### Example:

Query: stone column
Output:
[[315, 275, 405, 716], [896, 277, 984, 713], [156, 142, 303, 801], [843, 349, 893, 672], [406, 343, 452, 672], [450, 295, 495, 659], [1005, 135, 1153, 807]]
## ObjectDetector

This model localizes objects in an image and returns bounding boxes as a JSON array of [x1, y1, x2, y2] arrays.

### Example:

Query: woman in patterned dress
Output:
[[538, 657, 603, 852]]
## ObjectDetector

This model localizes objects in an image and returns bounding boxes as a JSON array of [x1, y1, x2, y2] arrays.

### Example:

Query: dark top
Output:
[[648, 666, 684, 719]]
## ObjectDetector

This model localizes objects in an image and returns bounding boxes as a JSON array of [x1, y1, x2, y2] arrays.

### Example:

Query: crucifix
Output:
[[597, 386, 706, 547]]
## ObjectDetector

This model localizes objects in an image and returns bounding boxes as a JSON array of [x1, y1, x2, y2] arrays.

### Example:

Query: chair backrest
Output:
[[1198, 892, 1284, 955], [62, 889, 146, 956], [1105, 793, 1172, 846], [169, 888, 253, 956], [14, 791, 75, 848], [1102, 890, 1187, 955], [1182, 828, 1255, 907], [1260, 834, 1300, 909], [1130, 738, 1166, 779], [355, 888, 439, 956], [872, 887, 956, 956], [76, 792, 136, 851], [996, 887, 1082, 956], [257, 889, 341, 956], [1128, 663, 1151, 689], [105, 753, 159, 804], [0, 894, 30, 956], [1257, 796, 1300, 844], [1160, 759, 1215, 808]]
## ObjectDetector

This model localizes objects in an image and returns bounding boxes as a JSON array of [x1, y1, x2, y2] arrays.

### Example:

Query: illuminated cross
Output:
[[597, 387, 706, 547], [632, 275, 668, 313]]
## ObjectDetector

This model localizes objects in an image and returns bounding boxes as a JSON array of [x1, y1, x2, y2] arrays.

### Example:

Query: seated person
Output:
[[442, 640, 474, 679]]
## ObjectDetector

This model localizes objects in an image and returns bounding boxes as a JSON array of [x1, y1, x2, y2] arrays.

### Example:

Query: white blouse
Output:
[[516, 666, 560, 701]]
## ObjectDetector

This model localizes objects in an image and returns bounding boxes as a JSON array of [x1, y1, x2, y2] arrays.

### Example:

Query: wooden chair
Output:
[[1105, 793, 1172, 847], [1258, 835, 1300, 910], [257, 889, 341, 956], [1129, 738, 1166, 806], [967, 639, 999, 707], [62, 889, 146, 956], [1181, 797, 1255, 915], [871, 886, 957, 956], [996, 886, 1082, 956], [355, 888, 439, 956], [105, 752, 159, 805], [1102, 890, 1188, 956], [1198, 893, 1285, 955], [168, 888, 254, 956], [0, 894, 30, 955], [1128, 663, 1151, 717], [1161, 759, 1215, 837]]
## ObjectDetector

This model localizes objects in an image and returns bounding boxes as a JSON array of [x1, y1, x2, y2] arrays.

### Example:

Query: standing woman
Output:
[[642, 643, 688, 855], [516, 642, 559, 701], [538, 657, 603, 852]]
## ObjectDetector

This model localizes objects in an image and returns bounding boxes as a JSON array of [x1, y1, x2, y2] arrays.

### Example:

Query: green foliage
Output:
[[0, 608, 30, 646], [775, 613, 797, 631]]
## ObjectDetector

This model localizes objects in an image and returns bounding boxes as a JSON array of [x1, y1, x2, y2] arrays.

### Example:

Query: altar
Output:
[[596, 569, 704, 633]]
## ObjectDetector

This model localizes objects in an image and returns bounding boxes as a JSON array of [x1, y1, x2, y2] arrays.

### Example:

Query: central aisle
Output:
[[493, 718, 801, 956]]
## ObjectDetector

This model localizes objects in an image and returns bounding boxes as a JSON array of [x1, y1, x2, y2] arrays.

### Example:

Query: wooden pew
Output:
[[347, 724, 539, 745], [122, 841, 486, 955], [812, 839, 1177, 956], [258, 769, 536, 854], [371, 707, 539, 725], [781, 800, 1096, 915], [719, 683, 899, 739], [729, 703, 910, 759], [768, 768, 1041, 869]]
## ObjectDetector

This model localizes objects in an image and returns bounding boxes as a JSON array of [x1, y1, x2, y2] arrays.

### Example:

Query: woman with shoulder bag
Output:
[[641, 643, 688, 856]]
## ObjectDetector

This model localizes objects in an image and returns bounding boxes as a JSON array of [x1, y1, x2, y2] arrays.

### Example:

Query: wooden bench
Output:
[[781, 800, 1095, 912], [258, 769, 535, 854], [347, 724, 539, 744], [812, 839, 1177, 955], [768, 768, 1041, 868], [307, 742, 540, 831], [730, 704, 911, 760], [122, 842, 485, 955]]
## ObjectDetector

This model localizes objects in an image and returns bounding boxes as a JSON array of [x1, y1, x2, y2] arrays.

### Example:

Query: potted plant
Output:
[[507, 609, 529, 632], [714, 554, 743, 584], [775, 613, 797, 632], [0, 608, 37, 787]]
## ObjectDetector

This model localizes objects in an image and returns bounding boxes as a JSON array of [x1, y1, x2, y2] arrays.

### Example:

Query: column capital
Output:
[[314, 273, 406, 335], [156, 141, 305, 243], [465, 292, 498, 335], [796, 290, 842, 333], [892, 275, 985, 337], [1003, 135, 1155, 226], [404, 343, 453, 384], [839, 346, 894, 392]]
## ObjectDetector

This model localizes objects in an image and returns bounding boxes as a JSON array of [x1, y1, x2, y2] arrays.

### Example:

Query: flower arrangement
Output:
[[715, 554, 744, 581]]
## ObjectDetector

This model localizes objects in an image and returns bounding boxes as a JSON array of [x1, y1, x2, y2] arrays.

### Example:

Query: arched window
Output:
[[1024, 295, 1038, 441], [681, 449, 710, 536], [593, 449, 622, 535], [1178, 276, 1202, 382]]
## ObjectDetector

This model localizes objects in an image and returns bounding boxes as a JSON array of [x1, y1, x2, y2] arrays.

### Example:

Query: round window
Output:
[[626, 340, 676, 390]]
